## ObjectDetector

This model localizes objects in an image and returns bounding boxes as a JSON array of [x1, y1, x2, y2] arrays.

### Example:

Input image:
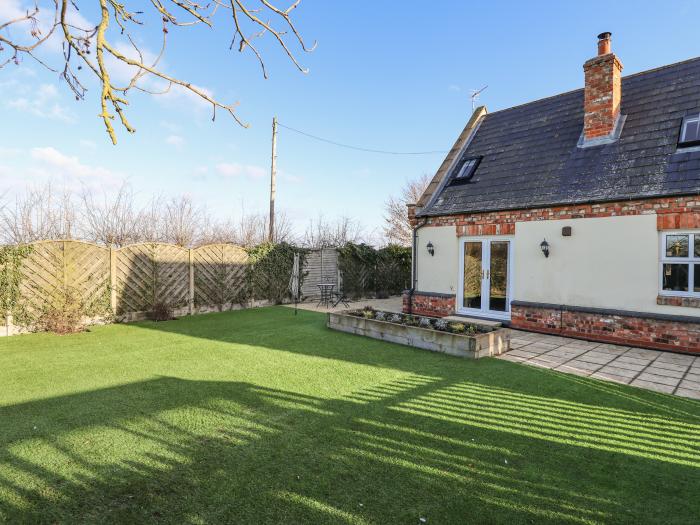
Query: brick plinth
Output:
[[511, 303, 700, 353], [402, 291, 455, 317]]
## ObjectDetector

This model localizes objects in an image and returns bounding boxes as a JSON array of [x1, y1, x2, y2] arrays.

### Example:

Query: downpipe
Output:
[[407, 218, 428, 315]]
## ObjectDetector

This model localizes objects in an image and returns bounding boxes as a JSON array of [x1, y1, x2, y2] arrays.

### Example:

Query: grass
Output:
[[0, 307, 698, 524]]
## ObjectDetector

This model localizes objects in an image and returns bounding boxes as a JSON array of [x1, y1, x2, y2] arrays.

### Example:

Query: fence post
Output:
[[109, 246, 117, 314], [188, 248, 194, 315]]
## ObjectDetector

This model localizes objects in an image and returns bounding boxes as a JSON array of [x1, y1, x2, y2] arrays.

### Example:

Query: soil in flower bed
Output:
[[348, 306, 493, 335]]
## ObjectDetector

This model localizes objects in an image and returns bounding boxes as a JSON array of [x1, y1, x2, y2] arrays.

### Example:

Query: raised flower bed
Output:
[[327, 307, 510, 358]]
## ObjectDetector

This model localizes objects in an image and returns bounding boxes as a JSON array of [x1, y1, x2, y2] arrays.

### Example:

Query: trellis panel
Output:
[[193, 244, 249, 309]]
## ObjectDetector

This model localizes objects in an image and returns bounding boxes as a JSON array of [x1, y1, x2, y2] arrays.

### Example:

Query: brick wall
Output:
[[511, 303, 700, 353], [418, 195, 700, 236], [402, 291, 455, 317]]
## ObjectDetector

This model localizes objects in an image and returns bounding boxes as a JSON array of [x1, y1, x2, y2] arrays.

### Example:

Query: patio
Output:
[[500, 331, 700, 399]]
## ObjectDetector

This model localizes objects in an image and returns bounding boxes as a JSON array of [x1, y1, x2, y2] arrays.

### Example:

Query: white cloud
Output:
[[29, 146, 123, 190], [6, 83, 74, 121], [215, 162, 266, 179], [448, 84, 461, 92], [165, 134, 185, 147], [0, 0, 23, 20], [79, 139, 97, 150]]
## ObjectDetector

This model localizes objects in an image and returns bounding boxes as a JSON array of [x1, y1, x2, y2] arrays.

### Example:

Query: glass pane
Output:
[[457, 159, 475, 178], [683, 119, 699, 142], [489, 241, 509, 312], [463, 242, 482, 309], [663, 264, 689, 291], [695, 265, 700, 293], [695, 235, 700, 257], [666, 235, 689, 257]]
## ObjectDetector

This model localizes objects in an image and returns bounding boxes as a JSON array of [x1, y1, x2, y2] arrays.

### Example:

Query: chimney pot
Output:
[[597, 32, 612, 55]]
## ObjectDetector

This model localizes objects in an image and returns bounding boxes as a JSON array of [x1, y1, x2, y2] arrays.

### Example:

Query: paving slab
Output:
[[624, 348, 663, 359], [557, 360, 603, 373], [576, 352, 617, 365], [646, 361, 690, 373], [612, 356, 653, 368], [643, 366, 688, 379], [675, 388, 700, 400], [683, 372, 700, 384], [630, 379, 676, 394], [654, 354, 696, 366], [678, 378, 700, 391], [595, 365, 640, 379], [590, 370, 633, 384], [635, 372, 680, 387]]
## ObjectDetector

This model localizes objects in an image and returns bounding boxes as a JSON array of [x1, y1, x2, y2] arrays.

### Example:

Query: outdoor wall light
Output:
[[427, 242, 435, 256], [540, 239, 550, 258]]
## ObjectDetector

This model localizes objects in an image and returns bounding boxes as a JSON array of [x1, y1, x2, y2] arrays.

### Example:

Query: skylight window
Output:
[[679, 113, 700, 147], [451, 156, 482, 184]]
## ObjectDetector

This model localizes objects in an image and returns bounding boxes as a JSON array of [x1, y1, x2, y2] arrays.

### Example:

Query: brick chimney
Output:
[[583, 32, 623, 140]]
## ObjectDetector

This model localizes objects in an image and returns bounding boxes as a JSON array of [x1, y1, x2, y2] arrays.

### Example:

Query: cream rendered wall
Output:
[[513, 214, 696, 316], [415, 225, 458, 295]]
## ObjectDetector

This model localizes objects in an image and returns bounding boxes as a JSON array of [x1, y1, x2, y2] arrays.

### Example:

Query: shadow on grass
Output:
[[1, 308, 699, 523], [1, 372, 699, 524]]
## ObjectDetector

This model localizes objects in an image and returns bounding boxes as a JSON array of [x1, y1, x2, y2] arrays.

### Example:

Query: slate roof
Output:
[[419, 56, 700, 217]]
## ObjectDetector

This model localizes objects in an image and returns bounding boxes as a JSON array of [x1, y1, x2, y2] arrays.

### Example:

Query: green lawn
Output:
[[0, 307, 698, 524]]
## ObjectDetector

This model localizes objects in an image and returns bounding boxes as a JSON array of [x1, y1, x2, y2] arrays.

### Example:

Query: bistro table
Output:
[[317, 283, 335, 308]]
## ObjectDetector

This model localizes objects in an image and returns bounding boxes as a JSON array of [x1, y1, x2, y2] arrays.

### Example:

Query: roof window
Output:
[[679, 113, 700, 147], [450, 156, 482, 184]]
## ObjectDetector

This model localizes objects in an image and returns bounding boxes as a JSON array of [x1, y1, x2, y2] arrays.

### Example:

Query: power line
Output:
[[276, 122, 448, 156]]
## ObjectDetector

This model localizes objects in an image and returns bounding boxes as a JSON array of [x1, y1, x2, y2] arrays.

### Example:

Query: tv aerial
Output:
[[470, 85, 488, 110]]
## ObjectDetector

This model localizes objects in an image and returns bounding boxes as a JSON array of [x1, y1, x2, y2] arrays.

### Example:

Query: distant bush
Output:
[[247, 242, 308, 304], [35, 287, 85, 335], [149, 300, 174, 322], [338, 243, 411, 299]]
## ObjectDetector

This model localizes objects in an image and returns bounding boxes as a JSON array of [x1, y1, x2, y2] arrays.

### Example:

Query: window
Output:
[[450, 156, 482, 184], [679, 113, 700, 147], [660, 232, 700, 296]]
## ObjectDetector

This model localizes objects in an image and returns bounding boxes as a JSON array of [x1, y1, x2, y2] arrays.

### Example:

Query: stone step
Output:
[[443, 315, 502, 328]]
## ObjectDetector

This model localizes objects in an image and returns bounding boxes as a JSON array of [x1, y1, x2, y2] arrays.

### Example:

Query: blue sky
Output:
[[1, 0, 698, 239]]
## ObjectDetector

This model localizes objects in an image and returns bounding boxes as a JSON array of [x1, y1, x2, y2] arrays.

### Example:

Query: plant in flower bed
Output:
[[349, 308, 485, 335]]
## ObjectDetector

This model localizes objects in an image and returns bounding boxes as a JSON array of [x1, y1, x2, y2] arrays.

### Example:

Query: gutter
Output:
[[406, 217, 428, 314]]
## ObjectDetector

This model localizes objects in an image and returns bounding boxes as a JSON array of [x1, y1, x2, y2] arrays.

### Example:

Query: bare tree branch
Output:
[[0, 0, 314, 143], [383, 174, 431, 246]]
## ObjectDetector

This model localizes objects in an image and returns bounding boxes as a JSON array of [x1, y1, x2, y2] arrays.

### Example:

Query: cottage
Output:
[[406, 33, 700, 352]]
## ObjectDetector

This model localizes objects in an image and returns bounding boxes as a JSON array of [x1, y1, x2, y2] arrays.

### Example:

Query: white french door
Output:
[[457, 237, 514, 320]]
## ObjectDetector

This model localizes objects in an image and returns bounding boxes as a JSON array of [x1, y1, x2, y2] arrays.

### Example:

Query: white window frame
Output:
[[680, 113, 700, 144], [659, 231, 700, 297]]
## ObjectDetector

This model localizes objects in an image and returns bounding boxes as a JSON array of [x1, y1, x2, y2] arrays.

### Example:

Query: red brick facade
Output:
[[417, 195, 700, 235], [511, 303, 700, 354], [403, 292, 454, 318]]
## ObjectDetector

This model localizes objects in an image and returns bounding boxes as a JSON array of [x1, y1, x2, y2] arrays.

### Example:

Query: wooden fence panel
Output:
[[154, 244, 190, 309], [115, 243, 157, 315], [19, 241, 66, 317], [18, 241, 110, 317], [301, 248, 339, 299], [64, 241, 110, 313], [193, 244, 249, 310]]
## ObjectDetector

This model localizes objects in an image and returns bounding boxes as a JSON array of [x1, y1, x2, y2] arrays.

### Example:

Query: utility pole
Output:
[[269, 116, 277, 242]]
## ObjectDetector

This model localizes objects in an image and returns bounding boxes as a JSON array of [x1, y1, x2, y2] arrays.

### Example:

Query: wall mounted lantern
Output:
[[427, 242, 435, 256], [540, 239, 550, 258]]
